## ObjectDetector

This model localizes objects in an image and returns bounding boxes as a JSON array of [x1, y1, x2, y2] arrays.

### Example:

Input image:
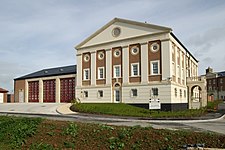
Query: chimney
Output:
[[206, 67, 213, 74]]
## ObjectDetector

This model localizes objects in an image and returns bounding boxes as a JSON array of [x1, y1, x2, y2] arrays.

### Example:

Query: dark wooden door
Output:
[[43, 79, 56, 102], [28, 81, 39, 102], [60, 78, 75, 103]]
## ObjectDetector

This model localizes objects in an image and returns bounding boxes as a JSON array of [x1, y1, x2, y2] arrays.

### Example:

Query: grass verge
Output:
[[0, 116, 224, 149], [71, 103, 206, 118], [0, 116, 42, 149]]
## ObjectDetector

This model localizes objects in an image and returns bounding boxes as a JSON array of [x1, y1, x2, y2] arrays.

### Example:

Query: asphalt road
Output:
[[0, 103, 225, 135]]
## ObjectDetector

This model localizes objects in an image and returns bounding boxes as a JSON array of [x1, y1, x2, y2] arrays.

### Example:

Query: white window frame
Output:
[[150, 60, 160, 75], [98, 90, 103, 98], [131, 89, 138, 97], [98, 67, 104, 79], [131, 63, 139, 76], [84, 91, 88, 98], [151, 88, 159, 97], [113, 65, 121, 78], [83, 68, 90, 80]]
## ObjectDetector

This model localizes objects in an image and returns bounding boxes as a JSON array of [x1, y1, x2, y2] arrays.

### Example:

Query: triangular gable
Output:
[[75, 18, 172, 49]]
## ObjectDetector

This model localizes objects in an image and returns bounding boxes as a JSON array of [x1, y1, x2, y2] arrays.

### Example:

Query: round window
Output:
[[114, 49, 121, 57], [84, 54, 90, 62], [98, 52, 104, 60], [151, 43, 160, 52], [112, 27, 121, 37], [131, 46, 139, 55]]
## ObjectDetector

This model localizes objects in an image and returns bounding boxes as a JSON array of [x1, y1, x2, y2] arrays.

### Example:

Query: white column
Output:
[[91, 52, 96, 85], [106, 49, 112, 85], [25, 80, 28, 103], [39, 79, 43, 103], [141, 43, 148, 83], [56, 77, 60, 103], [122, 46, 129, 84], [76, 54, 82, 87], [161, 39, 172, 80]]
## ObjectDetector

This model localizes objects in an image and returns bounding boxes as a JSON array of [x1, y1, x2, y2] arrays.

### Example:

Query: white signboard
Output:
[[149, 99, 161, 110], [19, 91, 24, 103], [0, 93, 3, 103]]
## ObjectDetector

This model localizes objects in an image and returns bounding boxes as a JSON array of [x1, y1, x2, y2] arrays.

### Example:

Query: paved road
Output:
[[0, 103, 225, 135]]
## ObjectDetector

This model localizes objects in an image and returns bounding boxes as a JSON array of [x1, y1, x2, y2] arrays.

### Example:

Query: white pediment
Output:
[[76, 18, 172, 49]]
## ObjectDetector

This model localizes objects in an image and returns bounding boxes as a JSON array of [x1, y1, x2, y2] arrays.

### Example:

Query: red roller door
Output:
[[60, 78, 75, 103], [43, 79, 56, 102], [28, 81, 39, 102]]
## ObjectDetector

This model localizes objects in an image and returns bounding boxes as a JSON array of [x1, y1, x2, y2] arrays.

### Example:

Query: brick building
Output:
[[0, 87, 8, 103], [75, 18, 199, 111], [206, 67, 225, 101], [14, 65, 76, 103]]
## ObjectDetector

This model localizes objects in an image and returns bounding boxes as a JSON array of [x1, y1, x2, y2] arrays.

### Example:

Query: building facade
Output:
[[14, 65, 76, 103], [206, 67, 225, 101], [75, 18, 199, 111], [0, 87, 8, 103]]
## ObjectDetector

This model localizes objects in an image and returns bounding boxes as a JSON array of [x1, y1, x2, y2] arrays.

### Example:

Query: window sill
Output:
[[130, 76, 140, 78], [96, 78, 105, 80]]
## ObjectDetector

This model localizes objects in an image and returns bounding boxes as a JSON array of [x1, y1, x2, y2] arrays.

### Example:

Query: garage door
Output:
[[43, 79, 56, 102], [0, 93, 3, 103], [60, 78, 75, 103], [28, 81, 39, 102]]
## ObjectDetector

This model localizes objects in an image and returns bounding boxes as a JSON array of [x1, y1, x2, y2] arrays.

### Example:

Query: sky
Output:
[[0, 0, 225, 92]]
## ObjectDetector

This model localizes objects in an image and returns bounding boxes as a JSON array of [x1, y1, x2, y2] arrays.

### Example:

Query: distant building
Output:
[[206, 67, 225, 101], [0, 87, 8, 103], [7, 94, 14, 103], [75, 18, 199, 111], [14, 65, 76, 103]]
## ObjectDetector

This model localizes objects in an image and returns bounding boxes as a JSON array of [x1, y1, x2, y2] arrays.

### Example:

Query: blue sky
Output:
[[0, 0, 225, 92]]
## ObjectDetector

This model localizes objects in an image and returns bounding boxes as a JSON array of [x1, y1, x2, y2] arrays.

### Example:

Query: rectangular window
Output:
[[220, 78, 223, 84], [98, 67, 104, 79], [83, 69, 89, 80], [114, 65, 121, 78], [152, 88, 158, 96], [213, 79, 216, 84], [84, 91, 88, 98], [131, 63, 139, 76], [221, 86, 223, 91], [209, 80, 211, 85], [98, 90, 103, 98], [131, 89, 137, 97], [151, 61, 160, 75], [180, 89, 182, 97], [175, 88, 177, 97]]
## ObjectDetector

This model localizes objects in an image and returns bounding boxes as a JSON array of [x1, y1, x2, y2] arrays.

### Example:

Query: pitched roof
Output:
[[75, 17, 172, 49], [0, 87, 8, 93], [75, 17, 198, 63], [14, 65, 76, 80], [217, 71, 225, 77]]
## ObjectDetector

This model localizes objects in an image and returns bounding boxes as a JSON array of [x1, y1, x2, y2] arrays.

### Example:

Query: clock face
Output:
[[112, 27, 121, 37]]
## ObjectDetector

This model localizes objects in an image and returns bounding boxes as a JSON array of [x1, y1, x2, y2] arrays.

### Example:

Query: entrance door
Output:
[[19, 90, 24, 103], [114, 89, 120, 103], [0, 93, 3, 103]]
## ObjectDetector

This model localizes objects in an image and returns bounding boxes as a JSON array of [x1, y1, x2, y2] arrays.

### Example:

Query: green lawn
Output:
[[70, 103, 206, 118]]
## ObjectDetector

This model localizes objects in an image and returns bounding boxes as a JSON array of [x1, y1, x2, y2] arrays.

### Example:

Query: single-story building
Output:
[[14, 65, 76, 103], [0, 87, 8, 103]]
